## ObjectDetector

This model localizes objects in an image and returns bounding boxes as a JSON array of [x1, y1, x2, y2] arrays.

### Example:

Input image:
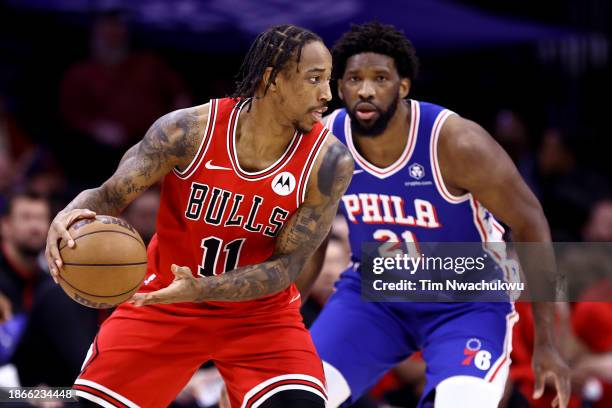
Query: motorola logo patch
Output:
[[271, 172, 296, 196]]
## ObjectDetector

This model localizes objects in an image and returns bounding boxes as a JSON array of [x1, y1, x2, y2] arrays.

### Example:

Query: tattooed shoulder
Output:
[[138, 103, 211, 175]]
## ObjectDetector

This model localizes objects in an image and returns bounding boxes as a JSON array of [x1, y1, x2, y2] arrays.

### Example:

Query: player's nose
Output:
[[320, 81, 332, 103], [357, 80, 375, 100]]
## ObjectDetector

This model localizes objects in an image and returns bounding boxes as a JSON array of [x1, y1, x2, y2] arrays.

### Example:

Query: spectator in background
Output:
[[123, 187, 160, 245], [0, 191, 50, 316], [300, 216, 350, 328], [0, 192, 51, 376], [493, 110, 539, 197], [0, 95, 37, 213], [59, 9, 191, 182], [537, 129, 611, 240], [0, 191, 103, 388], [582, 200, 612, 242]]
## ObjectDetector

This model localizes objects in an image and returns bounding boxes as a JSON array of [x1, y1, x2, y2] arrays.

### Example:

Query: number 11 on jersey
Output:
[[198, 237, 245, 277]]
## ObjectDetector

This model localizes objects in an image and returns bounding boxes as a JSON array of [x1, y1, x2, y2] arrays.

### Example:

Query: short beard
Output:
[[293, 121, 311, 135], [348, 94, 400, 137]]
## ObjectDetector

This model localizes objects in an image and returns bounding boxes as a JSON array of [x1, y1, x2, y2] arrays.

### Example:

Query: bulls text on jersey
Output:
[[185, 182, 290, 238]]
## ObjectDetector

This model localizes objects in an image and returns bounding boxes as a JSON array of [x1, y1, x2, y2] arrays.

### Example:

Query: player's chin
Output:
[[296, 119, 315, 134]]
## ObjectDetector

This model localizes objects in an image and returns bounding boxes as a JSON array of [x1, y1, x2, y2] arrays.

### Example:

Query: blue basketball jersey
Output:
[[313, 101, 518, 406], [326, 100, 506, 263]]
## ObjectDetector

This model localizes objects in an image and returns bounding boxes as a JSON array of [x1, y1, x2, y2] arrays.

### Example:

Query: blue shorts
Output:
[[310, 268, 518, 406]]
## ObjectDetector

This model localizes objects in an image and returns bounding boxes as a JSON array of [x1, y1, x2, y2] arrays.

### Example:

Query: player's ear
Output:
[[399, 78, 410, 99], [262, 67, 277, 92], [337, 79, 344, 101]]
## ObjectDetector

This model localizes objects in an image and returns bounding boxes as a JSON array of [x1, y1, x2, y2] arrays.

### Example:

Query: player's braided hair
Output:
[[331, 21, 419, 81], [232, 24, 322, 101]]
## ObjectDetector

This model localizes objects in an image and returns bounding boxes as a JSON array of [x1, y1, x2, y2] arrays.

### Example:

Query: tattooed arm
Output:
[[45, 104, 209, 280], [131, 137, 354, 304]]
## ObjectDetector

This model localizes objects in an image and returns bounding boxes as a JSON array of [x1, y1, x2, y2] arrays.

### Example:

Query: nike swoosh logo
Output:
[[289, 293, 301, 304], [204, 160, 232, 171], [144, 274, 157, 285], [353, 169, 364, 174]]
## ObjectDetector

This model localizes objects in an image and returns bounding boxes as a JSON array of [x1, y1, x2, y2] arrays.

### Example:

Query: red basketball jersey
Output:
[[145, 98, 330, 314]]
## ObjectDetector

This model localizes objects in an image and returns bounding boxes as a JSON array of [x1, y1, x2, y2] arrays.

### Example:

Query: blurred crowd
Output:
[[0, 9, 610, 408]]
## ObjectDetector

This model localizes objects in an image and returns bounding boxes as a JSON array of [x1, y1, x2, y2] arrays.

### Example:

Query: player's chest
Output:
[[180, 174, 298, 238]]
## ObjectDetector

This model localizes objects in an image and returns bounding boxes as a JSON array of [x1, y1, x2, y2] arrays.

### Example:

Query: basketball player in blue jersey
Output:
[[304, 22, 570, 407]]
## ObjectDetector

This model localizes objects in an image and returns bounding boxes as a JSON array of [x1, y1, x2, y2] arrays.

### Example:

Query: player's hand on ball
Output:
[[130, 264, 200, 306], [532, 344, 571, 408], [45, 208, 96, 283]]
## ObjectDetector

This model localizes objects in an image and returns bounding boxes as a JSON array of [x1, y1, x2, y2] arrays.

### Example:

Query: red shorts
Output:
[[74, 301, 326, 408]]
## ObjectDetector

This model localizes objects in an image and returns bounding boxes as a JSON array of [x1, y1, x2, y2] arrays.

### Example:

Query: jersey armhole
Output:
[[321, 109, 340, 131], [295, 128, 331, 207], [430, 109, 471, 204], [173, 99, 218, 180]]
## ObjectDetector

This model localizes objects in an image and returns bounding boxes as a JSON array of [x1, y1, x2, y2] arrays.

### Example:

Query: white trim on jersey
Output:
[[297, 128, 331, 207], [344, 100, 420, 179], [226, 99, 303, 181], [240, 374, 327, 408], [75, 391, 119, 408], [429, 109, 470, 204], [469, 196, 508, 264], [81, 342, 94, 371], [321, 109, 340, 130], [74, 379, 140, 408], [484, 307, 519, 386], [173, 99, 218, 180]]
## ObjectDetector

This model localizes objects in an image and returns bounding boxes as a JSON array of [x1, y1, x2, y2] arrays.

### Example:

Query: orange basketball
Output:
[[58, 215, 148, 309]]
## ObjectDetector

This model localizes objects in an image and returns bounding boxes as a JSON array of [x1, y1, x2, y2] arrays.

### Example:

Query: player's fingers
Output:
[[48, 237, 64, 274], [131, 287, 180, 306], [65, 209, 96, 245], [47, 220, 70, 268], [554, 371, 570, 408], [533, 371, 545, 399], [171, 264, 193, 278], [552, 395, 559, 408], [58, 227, 75, 251], [130, 292, 155, 306], [44, 247, 58, 283], [69, 209, 97, 223]]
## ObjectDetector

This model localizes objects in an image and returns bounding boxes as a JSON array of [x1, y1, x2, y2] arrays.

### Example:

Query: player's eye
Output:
[[309, 76, 320, 84], [376, 76, 388, 82], [348, 76, 360, 82]]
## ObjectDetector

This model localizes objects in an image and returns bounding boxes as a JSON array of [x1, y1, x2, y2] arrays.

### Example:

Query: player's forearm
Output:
[[531, 302, 556, 345], [195, 255, 302, 302], [512, 210, 558, 345], [294, 236, 329, 299], [63, 185, 126, 217]]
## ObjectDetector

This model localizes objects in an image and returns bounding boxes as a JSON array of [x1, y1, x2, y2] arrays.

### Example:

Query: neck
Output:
[[235, 97, 297, 172], [2, 241, 36, 274], [352, 99, 411, 168]]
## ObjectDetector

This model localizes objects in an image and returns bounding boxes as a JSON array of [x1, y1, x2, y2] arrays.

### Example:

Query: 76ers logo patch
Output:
[[462, 338, 492, 371], [271, 172, 296, 196]]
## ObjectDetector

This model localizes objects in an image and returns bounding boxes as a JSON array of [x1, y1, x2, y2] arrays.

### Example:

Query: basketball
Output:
[[58, 215, 148, 309]]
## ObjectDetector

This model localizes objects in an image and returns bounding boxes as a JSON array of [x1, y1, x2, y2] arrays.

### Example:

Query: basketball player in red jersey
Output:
[[44, 24, 353, 408]]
